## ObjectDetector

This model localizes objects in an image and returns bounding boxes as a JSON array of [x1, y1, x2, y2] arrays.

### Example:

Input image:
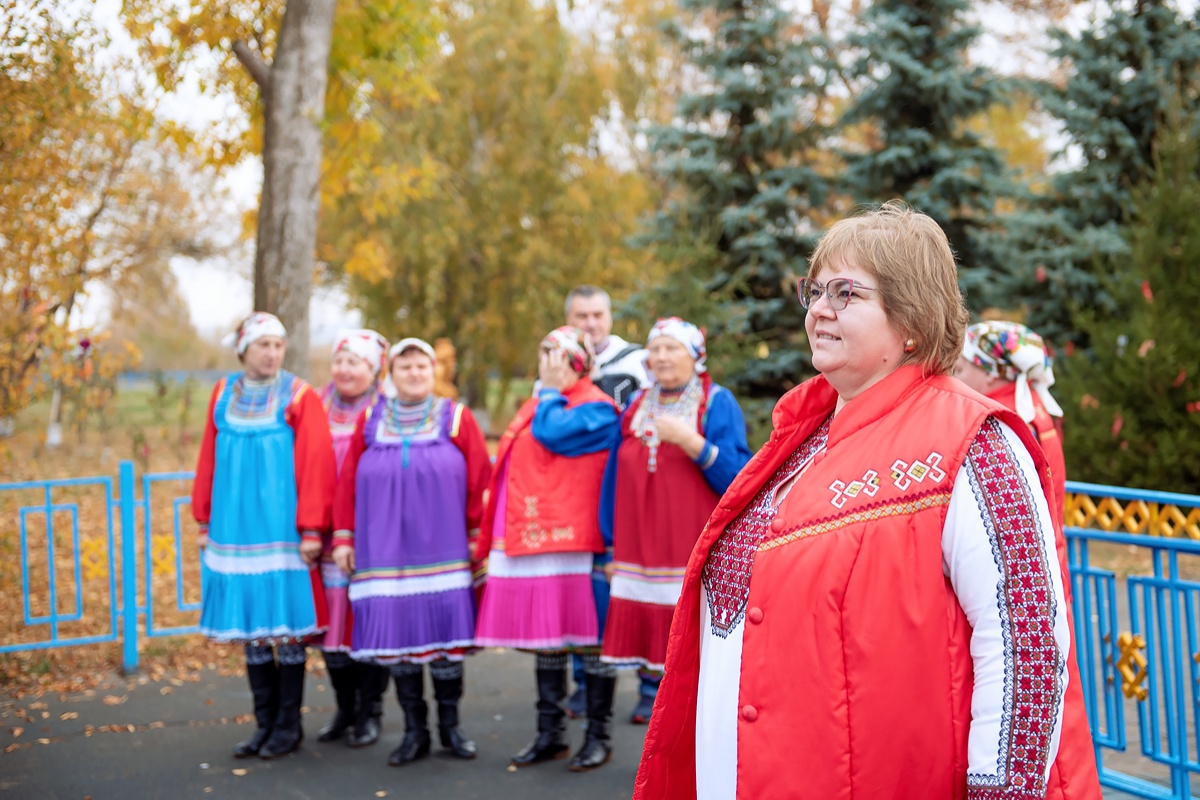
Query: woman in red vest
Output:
[[955, 321, 1067, 515], [474, 326, 621, 772], [634, 203, 1102, 800]]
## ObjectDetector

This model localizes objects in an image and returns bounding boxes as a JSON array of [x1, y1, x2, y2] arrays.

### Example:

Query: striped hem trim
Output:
[[352, 560, 470, 580], [349, 571, 472, 600], [202, 623, 324, 643], [759, 491, 954, 553], [612, 562, 687, 581], [599, 655, 666, 671], [450, 403, 465, 437], [350, 640, 476, 662], [474, 636, 600, 650]]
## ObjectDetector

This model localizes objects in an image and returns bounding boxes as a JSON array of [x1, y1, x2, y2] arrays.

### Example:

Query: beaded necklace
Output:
[[325, 387, 375, 431], [633, 375, 704, 473], [385, 395, 437, 467]]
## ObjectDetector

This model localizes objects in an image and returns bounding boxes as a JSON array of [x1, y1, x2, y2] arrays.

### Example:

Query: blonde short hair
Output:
[[806, 201, 968, 375]]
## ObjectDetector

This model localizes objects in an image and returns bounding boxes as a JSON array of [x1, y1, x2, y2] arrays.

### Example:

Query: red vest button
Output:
[[747, 607, 764, 624], [741, 704, 758, 722]]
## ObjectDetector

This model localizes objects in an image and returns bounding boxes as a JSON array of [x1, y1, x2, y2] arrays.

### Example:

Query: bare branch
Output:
[[232, 40, 272, 93]]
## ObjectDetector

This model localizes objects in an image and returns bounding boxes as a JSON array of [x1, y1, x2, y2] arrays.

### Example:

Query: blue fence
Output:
[[0, 462, 200, 672], [3, 466, 1200, 797]]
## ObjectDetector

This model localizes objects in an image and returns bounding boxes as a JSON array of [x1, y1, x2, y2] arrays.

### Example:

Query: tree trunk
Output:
[[250, 0, 337, 378]]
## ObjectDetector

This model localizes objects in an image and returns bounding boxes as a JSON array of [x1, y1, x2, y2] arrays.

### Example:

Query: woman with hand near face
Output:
[[598, 318, 751, 723], [634, 204, 1101, 800], [315, 330, 393, 748], [192, 312, 337, 760], [331, 338, 491, 767], [473, 327, 622, 772]]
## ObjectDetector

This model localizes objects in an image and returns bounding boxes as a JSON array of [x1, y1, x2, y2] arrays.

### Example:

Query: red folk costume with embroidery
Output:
[[634, 365, 1100, 800], [473, 378, 617, 650], [474, 379, 614, 561], [601, 377, 720, 670], [986, 381, 1067, 515]]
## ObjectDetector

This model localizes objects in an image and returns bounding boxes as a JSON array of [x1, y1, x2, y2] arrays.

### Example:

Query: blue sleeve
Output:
[[696, 387, 753, 495], [598, 417, 626, 549], [531, 389, 621, 456]]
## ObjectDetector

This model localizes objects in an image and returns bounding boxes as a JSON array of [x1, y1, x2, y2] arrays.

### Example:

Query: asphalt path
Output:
[[0, 649, 646, 800], [0, 647, 1147, 800]]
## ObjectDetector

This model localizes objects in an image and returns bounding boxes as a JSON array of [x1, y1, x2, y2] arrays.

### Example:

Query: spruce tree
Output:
[[635, 0, 835, 427], [1054, 103, 1200, 494], [1007, 1, 1200, 343], [838, 0, 1013, 311]]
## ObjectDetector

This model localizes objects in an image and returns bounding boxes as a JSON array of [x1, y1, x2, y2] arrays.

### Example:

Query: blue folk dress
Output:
[[199, 372, 323, 643]]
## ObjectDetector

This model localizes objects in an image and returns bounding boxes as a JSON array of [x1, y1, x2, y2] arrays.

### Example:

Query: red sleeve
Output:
[[285, 383, 337, 536], [450, 404, 494, 542], [191, 381, 223, 533], [331, 411, 369, 548]]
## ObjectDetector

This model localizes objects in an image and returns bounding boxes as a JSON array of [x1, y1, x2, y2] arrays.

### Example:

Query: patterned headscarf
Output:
[[222, 312, 287, 355], [646, 317, 707, 375], [541, 326, 595, 377], [963, 321, 1064, 423], [332, 329, 389, 376]]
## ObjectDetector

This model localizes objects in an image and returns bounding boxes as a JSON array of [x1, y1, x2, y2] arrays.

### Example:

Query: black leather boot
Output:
[[433, 672, 476, 759], [568, 673, 615, 772], [233, 661, 277, 758], [369, 663, 391, 722], [347, 661, 384, 747], [259, 662, 305, 759], [387, 670, 431, 766], [511, 665, 570, 767], [317, 663, 357, 742]]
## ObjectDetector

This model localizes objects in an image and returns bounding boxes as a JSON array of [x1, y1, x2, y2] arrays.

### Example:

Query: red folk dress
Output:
[[601, 383, 720, 671]]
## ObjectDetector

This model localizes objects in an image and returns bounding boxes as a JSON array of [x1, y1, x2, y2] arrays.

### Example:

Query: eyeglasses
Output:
[[797, 278, 875, 311]]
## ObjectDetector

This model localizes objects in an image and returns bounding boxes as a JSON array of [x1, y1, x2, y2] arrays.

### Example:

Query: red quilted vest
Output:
[[476, 378, 615, 559], [634, 365, 1100, 800]]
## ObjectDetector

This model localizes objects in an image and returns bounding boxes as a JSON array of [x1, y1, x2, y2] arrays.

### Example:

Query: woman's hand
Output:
[[197, 533, 208, 551], [603, 562, 615, 581], [654, 416, 706, 459], [299, 538, 323, 565], [539, 349, 579, 392], [333, 545, 355, 575]]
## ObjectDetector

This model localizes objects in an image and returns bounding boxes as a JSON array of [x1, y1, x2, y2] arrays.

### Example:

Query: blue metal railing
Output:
[[1065, 482, 1200, 799], [3, 465, 1200, 797], [1, 475, 119, 654]]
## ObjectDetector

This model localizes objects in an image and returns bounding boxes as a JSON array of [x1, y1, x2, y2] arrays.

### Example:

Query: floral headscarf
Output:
[[541, 326, 595, 377], [332, 329, 389, 376], [646, 317, 707, 375], [963, 321, 1064, 423], [222, 312, 287, 355]]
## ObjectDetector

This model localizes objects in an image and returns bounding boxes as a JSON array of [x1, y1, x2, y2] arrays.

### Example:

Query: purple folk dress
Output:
[[347, 396, 477, 664]]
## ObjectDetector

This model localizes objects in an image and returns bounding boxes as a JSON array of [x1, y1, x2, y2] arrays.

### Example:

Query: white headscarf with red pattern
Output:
[[223, 312, 287, 355], [332, 329, 390, 376]]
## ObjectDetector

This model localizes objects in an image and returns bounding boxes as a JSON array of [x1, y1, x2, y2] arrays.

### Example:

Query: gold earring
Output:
[[904, 339, 916, 353]]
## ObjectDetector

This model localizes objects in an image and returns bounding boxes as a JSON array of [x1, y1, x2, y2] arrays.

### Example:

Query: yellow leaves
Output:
[[344, 238, 393, 284], [967, 92, 1048, 183]]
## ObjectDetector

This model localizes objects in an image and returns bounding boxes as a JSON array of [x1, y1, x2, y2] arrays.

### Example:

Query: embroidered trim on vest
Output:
[[759, 488, 953, 553], [964, 418, 1062, 798], [702, 417, 831, 637]]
